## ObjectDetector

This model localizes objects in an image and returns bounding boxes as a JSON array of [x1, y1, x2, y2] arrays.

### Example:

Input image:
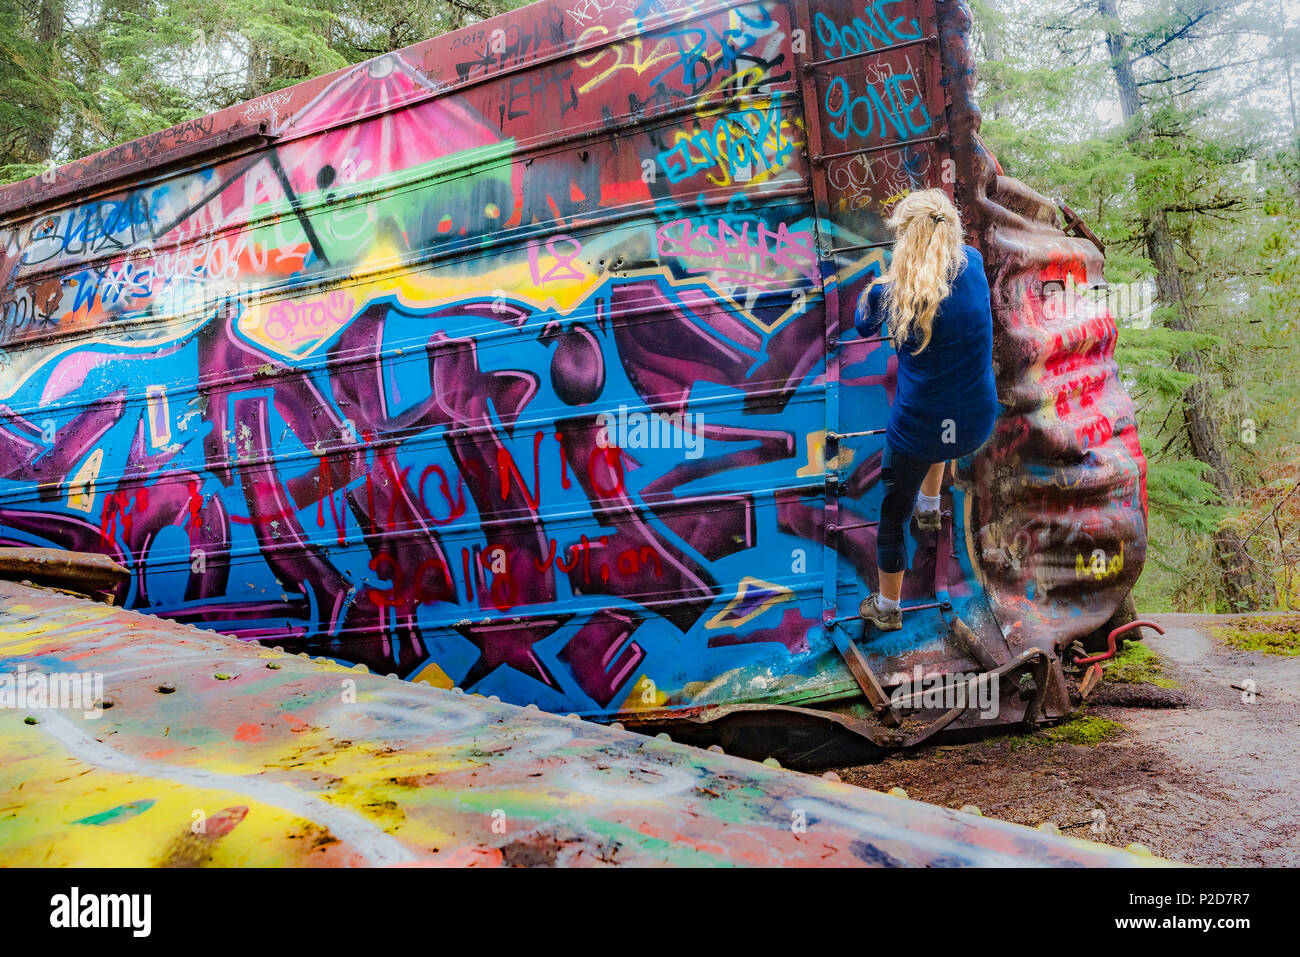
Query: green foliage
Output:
[[1211, 615, 1300, 656], [1116, 326, 1215, 397], [1145, 459, 1225, 533], [0, 161, 45, 181], [0, 0, 526, 176], [1042, 713, 1125, 746], [1103, 642, 1178, 688]]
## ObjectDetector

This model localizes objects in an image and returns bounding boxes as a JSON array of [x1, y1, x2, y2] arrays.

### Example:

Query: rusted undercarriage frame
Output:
[[823, 642, 1053, 749], [623, 633, 1054, 765]]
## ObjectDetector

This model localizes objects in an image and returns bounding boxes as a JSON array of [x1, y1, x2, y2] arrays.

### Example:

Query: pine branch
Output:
[[1130, 6, 1225, 62], [1136, 56, 1273, 88]]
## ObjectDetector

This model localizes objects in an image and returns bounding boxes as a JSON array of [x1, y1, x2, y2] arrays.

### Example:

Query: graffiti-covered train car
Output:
[[0, 0, 1147, 756]]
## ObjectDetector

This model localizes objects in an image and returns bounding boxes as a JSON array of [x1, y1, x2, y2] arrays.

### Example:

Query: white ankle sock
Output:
[[876, 594, 901, 611], [917, 493, 941, 512]]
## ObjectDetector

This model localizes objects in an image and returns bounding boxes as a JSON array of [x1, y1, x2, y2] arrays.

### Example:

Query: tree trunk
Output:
[[1281, 0, 1300, 191], [246, 37, 265, 100], [978, 2, 1008, 121], [1098, 0, 1259, 610], [27, 0, 66, 162]]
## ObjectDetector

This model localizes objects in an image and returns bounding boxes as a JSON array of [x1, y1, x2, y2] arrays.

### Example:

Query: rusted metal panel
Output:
[[0, 580, 1165, 866], [0, 0, 1146, 739]]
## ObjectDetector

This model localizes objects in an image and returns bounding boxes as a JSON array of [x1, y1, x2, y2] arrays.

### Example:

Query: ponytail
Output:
[[869, 189, 964, 355]]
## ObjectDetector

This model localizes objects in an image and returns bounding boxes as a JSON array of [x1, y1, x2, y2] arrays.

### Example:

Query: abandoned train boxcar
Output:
[[0, 0, 1148, 749]]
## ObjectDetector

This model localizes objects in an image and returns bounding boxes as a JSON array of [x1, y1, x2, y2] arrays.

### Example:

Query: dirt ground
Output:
[[835, 614, 1300, 866]]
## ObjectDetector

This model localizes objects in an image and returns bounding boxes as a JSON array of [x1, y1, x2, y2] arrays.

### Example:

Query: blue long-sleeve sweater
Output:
[[854, 244, 999, 462]]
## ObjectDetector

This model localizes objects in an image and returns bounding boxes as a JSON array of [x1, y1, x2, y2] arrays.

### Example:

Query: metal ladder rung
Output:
[[827, 520, 880, 534], [828, 428, 887, 441], [828, 599, 950, 627]]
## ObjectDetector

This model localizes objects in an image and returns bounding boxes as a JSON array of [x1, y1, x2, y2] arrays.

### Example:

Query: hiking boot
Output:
[[915, 508, 942, 532], [859, 593, 903, 631]]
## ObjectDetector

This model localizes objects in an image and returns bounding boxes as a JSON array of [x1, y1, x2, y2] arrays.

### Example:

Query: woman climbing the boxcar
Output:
[[855, 188, 999, 633]]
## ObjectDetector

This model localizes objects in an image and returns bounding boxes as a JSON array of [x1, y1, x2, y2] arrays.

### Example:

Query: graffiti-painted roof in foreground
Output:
[[0, 581, 1164, 867]]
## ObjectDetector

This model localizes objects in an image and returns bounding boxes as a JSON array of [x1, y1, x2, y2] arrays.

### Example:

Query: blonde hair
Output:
[[870, 189, 964, 355]]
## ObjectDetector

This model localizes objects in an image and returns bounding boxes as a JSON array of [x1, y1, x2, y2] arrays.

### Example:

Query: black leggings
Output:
[[877, 444, 937, 574]]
